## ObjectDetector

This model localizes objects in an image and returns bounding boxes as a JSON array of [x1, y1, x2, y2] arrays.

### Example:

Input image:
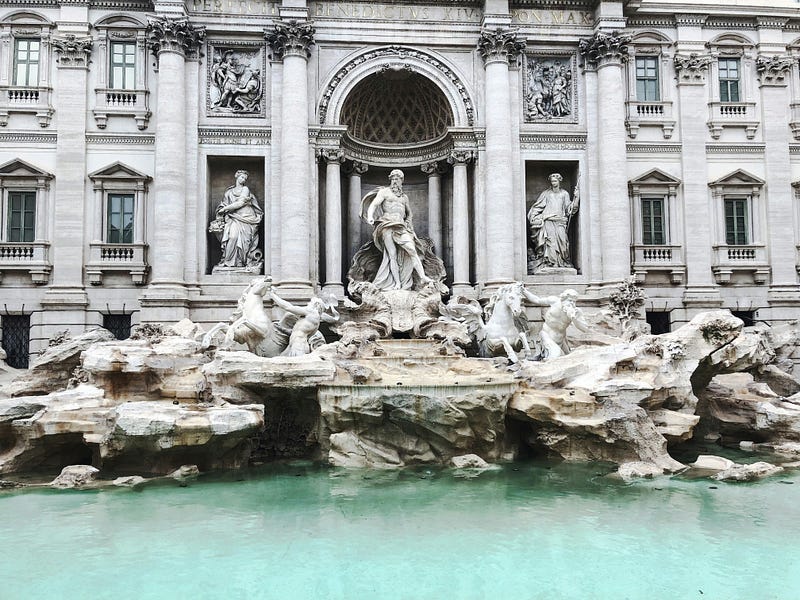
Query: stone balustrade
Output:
[[86, 242, 148, 285], [712, 244, 769, 285], [707, 101, 758, 139], [0, 241, 51, 284], [93, 88, 151, 130], [0, 86, 54, 127]]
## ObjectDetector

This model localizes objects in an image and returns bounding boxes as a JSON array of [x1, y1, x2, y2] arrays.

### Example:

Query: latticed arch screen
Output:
[[340, 72, 453, 144]]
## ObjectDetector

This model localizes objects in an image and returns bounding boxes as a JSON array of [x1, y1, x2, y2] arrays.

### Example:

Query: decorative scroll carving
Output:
[[146, 16, 205, 59], [524, 55, 575, 122], [318, 46, 475, 127], [578, 31, 631, 68], [447, 150, 474, 165], [477, 27, 526, 65], [755, 54, 794, 86], [208, 46, 264, 115], [421, 161, 446, 175], [673, 53, 713, 83], [52, 34, 92, 67], [265, 20, 315, 60], [348, 160, 369, 176], [318, 148, 345, 164]]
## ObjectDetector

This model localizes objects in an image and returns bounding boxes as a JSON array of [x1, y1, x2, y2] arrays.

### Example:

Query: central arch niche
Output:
[[340, 71, 454, 146]]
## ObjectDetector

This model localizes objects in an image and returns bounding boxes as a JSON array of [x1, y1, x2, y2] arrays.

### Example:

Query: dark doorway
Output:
[[646, 311, 671, 335], [1, 314, 31, 369], [103, 314, 132, 340], [732, 310, 756, 327]]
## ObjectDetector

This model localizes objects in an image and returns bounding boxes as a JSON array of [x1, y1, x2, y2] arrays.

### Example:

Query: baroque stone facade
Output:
[[1, 0, 800, 366]]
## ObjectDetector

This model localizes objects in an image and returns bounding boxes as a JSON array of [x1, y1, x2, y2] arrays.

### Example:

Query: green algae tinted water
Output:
[[1, 462, 798, 600]]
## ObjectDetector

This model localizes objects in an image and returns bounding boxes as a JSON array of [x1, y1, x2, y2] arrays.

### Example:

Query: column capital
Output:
[[447, 150, 475, 165], [477, 27, 525, 66], [52, 34, 92, 68], [346, 160, 369, 176], [146, 16, 205, 59], [673, 53, 713, 85], [756, 54, 795, 87], [578, 31, 631, 69], [318, 148, 344, 164], [421, 161, 446, 176], [266, 19, 315, 61]]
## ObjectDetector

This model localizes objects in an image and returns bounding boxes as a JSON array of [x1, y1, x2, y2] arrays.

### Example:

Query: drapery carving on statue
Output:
[[209, 169, 264, 273], [348, 169, 446, 293], [527, 173, 578, 272]]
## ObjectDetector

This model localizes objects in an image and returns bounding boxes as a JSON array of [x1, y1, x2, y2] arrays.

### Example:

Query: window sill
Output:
[[0, 241, 51, 284], [631, 244, 685, 285], [625, 101, 675, 140], [93, 88, 151, 130], [0, 86, 54, 127], [712, 244, 769, 285], [707, 102, 758, 140], [86, 242, 148, 285]]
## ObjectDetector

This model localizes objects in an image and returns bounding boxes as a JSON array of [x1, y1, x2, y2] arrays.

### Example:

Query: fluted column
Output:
[[320, 148, 345, 297], [267, 20, 315, 293], [478, 28, 525, 287], [146, 16, 204, 289], [579, 31, 631, 284], [448, 150, 474, 294], [421, 161, 445, 254], [347, 161, 368, 264], [757, 54, 799, 305]]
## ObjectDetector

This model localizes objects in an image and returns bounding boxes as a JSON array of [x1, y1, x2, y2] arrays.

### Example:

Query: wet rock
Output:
[[169, 464, 200, 485], [328, 432, 403, 468], [713, 461, 783, 482], [753, 441, 800, 459], [450, 454, 491, 469], [112, 475, 147, 488], [616, 461, 665, 480], [690, 455, 736, 472], [8, 328, 114, 397], [50, 465, 100, 489]]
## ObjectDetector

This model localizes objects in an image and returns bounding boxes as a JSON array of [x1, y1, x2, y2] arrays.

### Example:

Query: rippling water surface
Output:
[[1, 462, 798, 600]]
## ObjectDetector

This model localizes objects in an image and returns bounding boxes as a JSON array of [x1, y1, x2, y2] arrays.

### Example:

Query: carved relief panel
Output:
[[523, 53, 577, 124], [206, 42, 266, 117]]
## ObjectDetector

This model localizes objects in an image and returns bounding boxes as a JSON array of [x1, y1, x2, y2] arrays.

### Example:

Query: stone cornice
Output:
[[146, 16, 205, 59], [756, 54, 795, 87], [86, 133, 155, 144], [265, 20, 315, 61], [52, 34, 93, 68], [0, 132, 57, 144], [197, 126, 270, 145], [578, 31, 631, 68], [673, 53, 713, 85], [626, 143, 681, 154], [674, 14, 708, 27], [477, 27, 526, 66], [756, 17, 789, 29]]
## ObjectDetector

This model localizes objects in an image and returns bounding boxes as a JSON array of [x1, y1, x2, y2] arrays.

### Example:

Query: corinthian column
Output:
[[347, 161, 368, 262], [579, 31, 631, 284], [143, 16, 204, 313], [320, 148, 344, 297], [267, 20, 315, 294], [421, 161, 445, 255], [478, 27, 525, 287], [448, 150, 474, 294]]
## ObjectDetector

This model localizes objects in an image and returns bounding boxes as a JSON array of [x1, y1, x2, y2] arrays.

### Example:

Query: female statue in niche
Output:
[[209, 169, 264, 272], [527, 173, 579, 272]]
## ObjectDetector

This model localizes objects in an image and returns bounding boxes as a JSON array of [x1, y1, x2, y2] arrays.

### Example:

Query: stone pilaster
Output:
[[267, 19, 315, 294], [140, 15, 204, 322], [320, 148, 344, 297], [579, 31, 631, 284], [758, 53, 799, 306], [347, 161, 368, 266], [477, 27, 525, 287], [448, 150, 474, 294], [42, 30, 93, 324], [673, 51, 721, 308], [421, 161, 445, 256]]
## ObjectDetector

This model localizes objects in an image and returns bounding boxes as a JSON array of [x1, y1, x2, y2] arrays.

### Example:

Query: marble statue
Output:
[[270, 290, 339, 357], [522, 288, 590, 360], [209, 170, 264, 272], [527, 173, 578, 272], [210, 50, 263, 113], [525, 58, 573, 121], [348, 170, 445, 292], [202, 276, 274, 354]]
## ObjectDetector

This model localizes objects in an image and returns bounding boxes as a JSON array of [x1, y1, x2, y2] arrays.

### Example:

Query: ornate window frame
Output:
[[624, 31, 675, 140], [92, 15, 150, 130], [628, 168, 684, 285], [0, 12, 54, 128], [709, 169, 769, 285], [706, 33, 758, 140], [0, 158, 52, 284], [86, 161, 150, 285]]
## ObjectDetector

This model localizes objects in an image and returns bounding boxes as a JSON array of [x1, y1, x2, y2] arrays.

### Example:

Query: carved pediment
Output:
[[94, 14, 146, 29], [88, 161, 151, 182], [709, 169, 764, 188], [629, 168, 681, 187], [0, 158, 53, 179]]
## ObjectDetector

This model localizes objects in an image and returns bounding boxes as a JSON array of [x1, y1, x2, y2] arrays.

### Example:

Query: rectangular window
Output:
[[724, 197, 749, 245], [13, 38, 40, 87], [635, 57, 660, 102], [7, 191, 36, 242], [641, 197, 666, 245], [107, 193, 134, 244], [110, 42, 136, 90], [719, 58, 741, 103]]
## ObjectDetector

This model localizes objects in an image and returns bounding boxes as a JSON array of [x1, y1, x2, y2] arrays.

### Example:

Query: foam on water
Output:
[[1, 462, 798, 600]]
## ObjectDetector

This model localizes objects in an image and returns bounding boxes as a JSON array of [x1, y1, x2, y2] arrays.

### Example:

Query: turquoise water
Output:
[[1, 462, 798, 600]]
